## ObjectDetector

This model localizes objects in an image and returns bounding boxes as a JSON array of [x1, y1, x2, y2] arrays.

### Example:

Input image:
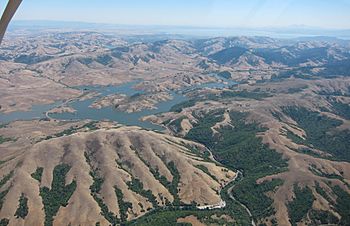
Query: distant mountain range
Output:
[[1, 32, 350, 83]]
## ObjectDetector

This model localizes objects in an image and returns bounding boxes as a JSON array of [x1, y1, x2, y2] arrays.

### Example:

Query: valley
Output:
[[0, 30, 350, 226]]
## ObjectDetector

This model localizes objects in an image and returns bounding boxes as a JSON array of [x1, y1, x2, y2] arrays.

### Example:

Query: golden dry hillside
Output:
[[0, 123, 235, 226], [152, 77, 350, 226]]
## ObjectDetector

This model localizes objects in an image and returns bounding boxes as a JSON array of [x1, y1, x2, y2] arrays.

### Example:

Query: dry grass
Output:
[[150, 77, 350, 225], [0, 123, 235, 225]]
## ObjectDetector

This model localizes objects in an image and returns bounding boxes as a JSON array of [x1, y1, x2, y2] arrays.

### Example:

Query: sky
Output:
[[3, 0, 350, 29]]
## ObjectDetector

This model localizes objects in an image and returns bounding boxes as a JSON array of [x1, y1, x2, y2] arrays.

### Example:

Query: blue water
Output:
[[50, 81, 187, 131], [0, 75, 237, 131], [0, 101, 61, 123]]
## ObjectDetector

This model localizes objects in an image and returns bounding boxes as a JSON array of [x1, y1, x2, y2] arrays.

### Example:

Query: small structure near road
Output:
[[197, 200, 226, 210]]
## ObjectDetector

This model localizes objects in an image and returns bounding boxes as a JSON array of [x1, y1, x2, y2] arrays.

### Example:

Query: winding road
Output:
[[227, 171, 256, 226], [206, 147, 256, 226]]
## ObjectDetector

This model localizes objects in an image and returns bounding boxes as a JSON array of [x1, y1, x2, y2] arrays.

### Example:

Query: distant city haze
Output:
[[2, 0, 350, 29]]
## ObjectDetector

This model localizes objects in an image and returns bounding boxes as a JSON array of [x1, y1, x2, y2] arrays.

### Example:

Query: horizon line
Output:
[[11, 19, 350, 31]]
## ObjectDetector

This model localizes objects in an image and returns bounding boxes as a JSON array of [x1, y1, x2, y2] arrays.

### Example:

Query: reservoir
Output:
[[0, 76, 237, 130]]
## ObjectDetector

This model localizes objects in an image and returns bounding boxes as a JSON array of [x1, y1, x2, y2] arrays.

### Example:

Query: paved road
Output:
[[206, 147, 256, 226], [227, 171, 256, 226]]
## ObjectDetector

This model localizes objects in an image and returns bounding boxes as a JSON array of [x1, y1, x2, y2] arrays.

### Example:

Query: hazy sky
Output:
[[3, 0, 350, 29]]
